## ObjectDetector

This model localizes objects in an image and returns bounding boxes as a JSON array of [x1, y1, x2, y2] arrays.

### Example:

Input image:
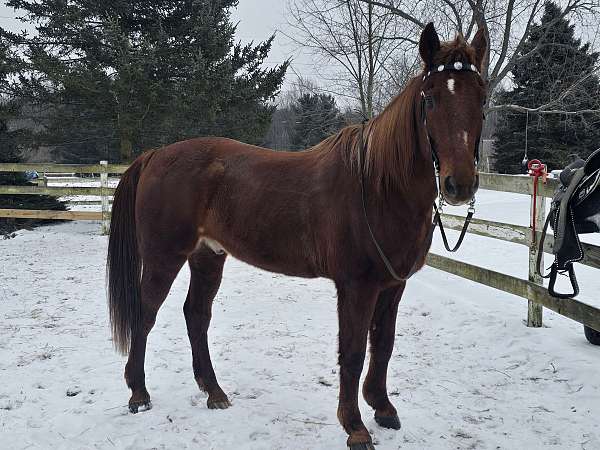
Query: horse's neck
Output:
[[368, 98, 437, 211], [383, 159, 437, 215]]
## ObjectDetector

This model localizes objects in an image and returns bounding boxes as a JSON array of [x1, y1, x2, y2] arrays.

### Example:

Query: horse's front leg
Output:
[[336, 281, 380, 450], [362, 283, 405, 430]]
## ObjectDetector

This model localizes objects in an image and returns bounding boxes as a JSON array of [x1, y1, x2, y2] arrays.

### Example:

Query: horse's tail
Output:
[[107, 153, 148, 355]]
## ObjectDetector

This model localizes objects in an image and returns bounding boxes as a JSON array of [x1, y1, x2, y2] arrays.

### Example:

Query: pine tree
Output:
[[0, 113, 65, 234], [0, 37, 65, 234], [3, 0, 288, 162], [493, 2, 600, 173], [290, 93, 345, 150]]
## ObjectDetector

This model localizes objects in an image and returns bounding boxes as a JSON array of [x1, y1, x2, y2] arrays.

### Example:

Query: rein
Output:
[[358, 61, 483, 281], [358, 123, 406, 281]]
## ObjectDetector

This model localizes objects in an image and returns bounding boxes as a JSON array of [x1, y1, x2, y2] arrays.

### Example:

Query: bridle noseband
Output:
[[359, 61, 485, 281]]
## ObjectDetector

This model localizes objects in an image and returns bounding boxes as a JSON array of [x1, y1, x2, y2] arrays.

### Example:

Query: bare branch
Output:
[[488, 104, 600, 115], [354, 0, 426, 28], [441, 0, 464, 34]]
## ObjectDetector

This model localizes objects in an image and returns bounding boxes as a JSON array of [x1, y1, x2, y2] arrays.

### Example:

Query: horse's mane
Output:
[[311, 35, 478, 192]]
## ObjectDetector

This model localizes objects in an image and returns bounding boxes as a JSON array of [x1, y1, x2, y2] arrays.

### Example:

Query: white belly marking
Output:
[[198, 237, 226, 255]]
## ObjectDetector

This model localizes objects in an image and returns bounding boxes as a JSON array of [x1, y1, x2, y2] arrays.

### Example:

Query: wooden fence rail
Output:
[[0, 209, 103, 221], [0, 162, 129, 174], [440, 212, 600, 270], [426, 253, 600, 333], [0, 185, 117, 196], [0, 161, 115, 232], [1, 161, 599, 341]]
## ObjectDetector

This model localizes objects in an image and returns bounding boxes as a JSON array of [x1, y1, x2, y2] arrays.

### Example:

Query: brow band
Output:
[[422, 61, 480, 81]]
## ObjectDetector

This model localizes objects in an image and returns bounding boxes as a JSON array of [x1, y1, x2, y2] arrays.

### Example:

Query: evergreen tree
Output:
[[1, 38, 65, 234], [0, 113, 66, 235], [3, 0, 287, 162], [493, 2, 600, 173], [290, 93, 345, 150]]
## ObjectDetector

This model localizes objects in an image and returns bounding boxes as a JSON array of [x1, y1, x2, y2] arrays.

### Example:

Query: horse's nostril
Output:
[[444, 176, 458, 196]]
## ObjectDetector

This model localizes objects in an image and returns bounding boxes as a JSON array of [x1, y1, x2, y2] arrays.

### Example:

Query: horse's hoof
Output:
[[348, 443, 375, 450], [207, 398, 231, 410], [375, 414, 401, 430], [129, 400, 152, 414]]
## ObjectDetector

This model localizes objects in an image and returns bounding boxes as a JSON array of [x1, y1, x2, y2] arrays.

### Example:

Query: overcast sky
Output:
[[0, 1, 311, 93]]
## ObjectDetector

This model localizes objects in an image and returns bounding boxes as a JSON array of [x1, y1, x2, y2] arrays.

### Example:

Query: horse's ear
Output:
[[470, 28, 488, 71], [419, 23, 440, 67]]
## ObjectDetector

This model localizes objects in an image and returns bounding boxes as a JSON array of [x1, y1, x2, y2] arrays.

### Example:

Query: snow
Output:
[[1, 190, 599, 449]]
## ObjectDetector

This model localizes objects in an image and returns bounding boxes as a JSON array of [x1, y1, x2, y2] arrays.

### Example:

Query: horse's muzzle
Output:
[[443, 174, 479, 205]]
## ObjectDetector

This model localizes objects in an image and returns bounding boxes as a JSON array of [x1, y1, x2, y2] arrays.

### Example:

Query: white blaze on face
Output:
[[447, 78, 455, 95]]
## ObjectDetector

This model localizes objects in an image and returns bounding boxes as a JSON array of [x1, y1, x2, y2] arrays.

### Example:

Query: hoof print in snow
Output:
[[317, 377, 333, 387], [0, 400, 22, 411], [66, 387, 81, 397]]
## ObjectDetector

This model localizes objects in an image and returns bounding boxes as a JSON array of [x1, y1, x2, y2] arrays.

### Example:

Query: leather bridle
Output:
[[358, 61, 485, 282]]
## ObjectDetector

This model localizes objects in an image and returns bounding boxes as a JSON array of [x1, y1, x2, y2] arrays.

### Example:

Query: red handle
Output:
[[528, 159, 547, 182], [527, 159, 547, 243]]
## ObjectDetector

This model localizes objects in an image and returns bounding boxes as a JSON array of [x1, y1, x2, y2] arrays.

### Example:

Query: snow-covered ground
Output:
[[1, 190, 599, 450]]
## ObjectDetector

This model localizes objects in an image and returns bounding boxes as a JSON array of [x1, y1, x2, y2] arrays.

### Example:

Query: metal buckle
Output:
[[468, 197, 476, 214], [438, 192, 446, 214]]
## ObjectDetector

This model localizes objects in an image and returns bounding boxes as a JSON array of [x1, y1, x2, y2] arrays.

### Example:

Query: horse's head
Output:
[[419, 23, 488, 205]]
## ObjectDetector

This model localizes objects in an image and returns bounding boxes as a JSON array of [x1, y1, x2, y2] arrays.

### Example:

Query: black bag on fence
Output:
[[538, 148, 600, 298]]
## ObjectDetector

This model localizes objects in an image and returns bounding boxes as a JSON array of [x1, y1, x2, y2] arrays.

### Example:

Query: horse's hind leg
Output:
[[125, 256, 185, 413], [184, 246, 230, 409], [362, 283, 405, 430]]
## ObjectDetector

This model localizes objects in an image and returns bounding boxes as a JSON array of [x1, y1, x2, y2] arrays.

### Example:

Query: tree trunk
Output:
[[119, 130, 133, 162], [367, 0, 374, 118]]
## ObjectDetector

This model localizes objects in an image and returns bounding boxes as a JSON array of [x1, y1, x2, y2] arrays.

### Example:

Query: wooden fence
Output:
[[1, 162, 599, 341], [0, 161, 127, 234]]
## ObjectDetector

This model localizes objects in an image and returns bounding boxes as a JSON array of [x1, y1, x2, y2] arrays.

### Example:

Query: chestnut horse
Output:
[[107, 24, 487, 449]]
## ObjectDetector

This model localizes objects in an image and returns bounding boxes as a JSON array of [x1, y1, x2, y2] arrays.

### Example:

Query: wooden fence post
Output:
[[527, 175, 545, 327], [100, 160, 109, 235]]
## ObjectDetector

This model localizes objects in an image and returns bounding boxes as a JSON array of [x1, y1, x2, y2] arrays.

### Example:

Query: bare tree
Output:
[[264, 77, 347, 149], [354, 0, 600, 116], [287, 0, 415, 118]]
